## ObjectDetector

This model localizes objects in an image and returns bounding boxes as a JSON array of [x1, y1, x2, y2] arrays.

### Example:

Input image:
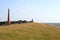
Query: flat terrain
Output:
[[0, 23, 60, 40]]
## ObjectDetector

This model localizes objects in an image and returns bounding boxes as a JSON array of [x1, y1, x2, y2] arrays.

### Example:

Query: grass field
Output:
[[0, 23, 60, 40]]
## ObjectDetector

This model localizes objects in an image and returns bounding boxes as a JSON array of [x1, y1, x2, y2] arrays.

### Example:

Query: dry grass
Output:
[[0, 23, 60, 40]]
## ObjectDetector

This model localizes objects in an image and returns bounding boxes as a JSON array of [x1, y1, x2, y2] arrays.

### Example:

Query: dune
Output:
[[0, 23, 60, 40]]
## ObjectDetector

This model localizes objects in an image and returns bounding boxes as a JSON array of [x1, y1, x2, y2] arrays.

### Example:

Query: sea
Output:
[[44, 23, 60, 27]]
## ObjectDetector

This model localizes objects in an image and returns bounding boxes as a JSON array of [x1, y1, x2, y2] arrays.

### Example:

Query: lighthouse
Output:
[[8, 9, 10, 25]]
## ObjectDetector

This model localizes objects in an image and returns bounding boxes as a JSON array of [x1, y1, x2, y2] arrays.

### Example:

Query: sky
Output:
[[0, 0, 60, 23]]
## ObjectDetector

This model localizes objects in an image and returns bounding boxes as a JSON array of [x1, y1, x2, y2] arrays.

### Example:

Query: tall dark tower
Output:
[[8, 9, 10, 25]]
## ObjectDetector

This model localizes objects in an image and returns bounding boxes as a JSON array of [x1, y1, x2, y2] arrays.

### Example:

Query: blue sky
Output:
[[0, 0, 60, 23]]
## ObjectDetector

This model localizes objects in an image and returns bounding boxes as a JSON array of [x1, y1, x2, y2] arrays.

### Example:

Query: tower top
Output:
[[8, 8, 10, 10]]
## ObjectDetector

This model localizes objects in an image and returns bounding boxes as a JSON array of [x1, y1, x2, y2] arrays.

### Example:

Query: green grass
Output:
[[0, 23, 60, 40]]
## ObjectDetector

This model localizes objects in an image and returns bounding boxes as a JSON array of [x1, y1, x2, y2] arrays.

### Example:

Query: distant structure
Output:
[[8, 9, 10, 25], [32, 19, 33, 22], [29, 19, 33, 22]]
